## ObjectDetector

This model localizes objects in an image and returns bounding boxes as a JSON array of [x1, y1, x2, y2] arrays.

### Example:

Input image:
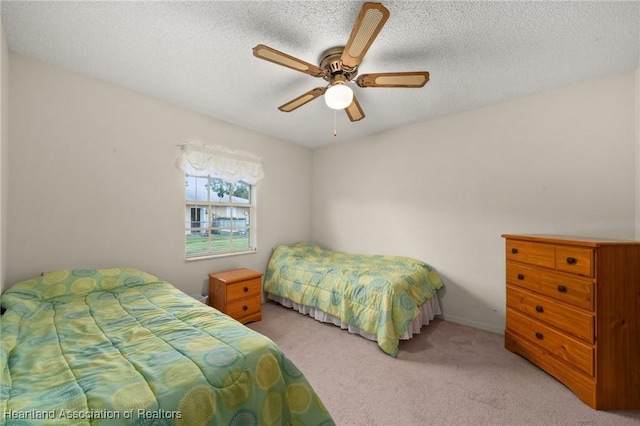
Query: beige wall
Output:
[[312, 71, 638, 333], [0, 23, 9, 294], [6, 54, 312, 293], [5, 50, 639, 332]]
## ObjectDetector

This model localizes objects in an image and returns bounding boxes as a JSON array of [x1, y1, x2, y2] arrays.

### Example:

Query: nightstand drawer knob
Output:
[[557, 285, 567, 293], [243, 287, 249, 292], [535, 332, 544, 340], [535, 305, 544, 313], [517, 274, 525, 280], [511, 248, 518, 254], [566, 257, 577, 265], [242, 305, 248, 311]]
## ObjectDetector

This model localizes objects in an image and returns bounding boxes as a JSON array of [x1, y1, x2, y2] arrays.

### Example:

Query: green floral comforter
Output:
[[264, 243, 444, 357], [0, 268, 334, 426]]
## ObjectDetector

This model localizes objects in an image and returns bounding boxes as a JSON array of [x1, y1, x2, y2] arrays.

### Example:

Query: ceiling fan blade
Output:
[[341, 2, 390, 69], [253, 44, 324, 77], [278, 87, 326, 112], [356, 71, 430, 88], [345, 94, 365, 122]]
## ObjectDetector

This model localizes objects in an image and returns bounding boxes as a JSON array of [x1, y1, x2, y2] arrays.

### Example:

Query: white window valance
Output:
[[176, 141, 265, 185]]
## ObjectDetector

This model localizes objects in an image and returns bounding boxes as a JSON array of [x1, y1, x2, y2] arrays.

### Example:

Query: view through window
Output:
[[185, 175, 255, 258]]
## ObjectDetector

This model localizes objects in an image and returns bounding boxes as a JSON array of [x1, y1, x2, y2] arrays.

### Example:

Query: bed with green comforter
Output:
[[0, 268, 334, 426], [264, 243, 445, 357]]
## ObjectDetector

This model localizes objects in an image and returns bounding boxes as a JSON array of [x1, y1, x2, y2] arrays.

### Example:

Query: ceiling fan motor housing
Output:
[[319, 46, 358, 82]]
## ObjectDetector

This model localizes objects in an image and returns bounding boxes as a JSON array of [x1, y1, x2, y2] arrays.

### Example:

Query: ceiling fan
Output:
[[252, 2, 429, 122]]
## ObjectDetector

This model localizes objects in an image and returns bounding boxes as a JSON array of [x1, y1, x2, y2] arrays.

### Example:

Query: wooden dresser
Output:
[[502, 234, 640, 410], [209, 268, 263, 324]]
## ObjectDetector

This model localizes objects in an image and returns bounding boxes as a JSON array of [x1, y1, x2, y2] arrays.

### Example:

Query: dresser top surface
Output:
[[502, 234, 640, 247], [208, 268, 263, 283]]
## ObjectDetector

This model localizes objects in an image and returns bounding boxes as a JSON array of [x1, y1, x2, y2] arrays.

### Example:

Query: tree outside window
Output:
[[185, 175, 255, 258]]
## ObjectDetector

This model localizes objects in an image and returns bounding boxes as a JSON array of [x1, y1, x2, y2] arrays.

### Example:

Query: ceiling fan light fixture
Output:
[[324, 82, 353, 110]]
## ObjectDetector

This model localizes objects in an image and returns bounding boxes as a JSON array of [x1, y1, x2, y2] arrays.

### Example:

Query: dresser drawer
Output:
[[226, 295, 261, 319], [506, 240, 528, 262], [506, 240, 554, 268], [506, 307, 594, 376], [505, 330, 596, 408], [227, 278, 262, 301], [507, 285, 594, 343], [539, 269, 594, 311], [506, 262, 540, 289], [555, 246, 594, 277], [506, 239, 594, 278], [507, 261, 594, 311], [526, 242, 556, 269]]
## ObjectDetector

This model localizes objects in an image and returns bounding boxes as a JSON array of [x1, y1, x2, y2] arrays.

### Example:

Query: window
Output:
[[177, 141, 264, 260], [185, 175, 255, 258]]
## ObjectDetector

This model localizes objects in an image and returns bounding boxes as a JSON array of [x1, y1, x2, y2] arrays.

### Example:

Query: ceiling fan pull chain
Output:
[[333, 109, 337, 137]]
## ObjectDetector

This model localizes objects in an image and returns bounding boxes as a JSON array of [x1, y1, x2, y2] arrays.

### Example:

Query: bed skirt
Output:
[[266, 293, 442, 342]]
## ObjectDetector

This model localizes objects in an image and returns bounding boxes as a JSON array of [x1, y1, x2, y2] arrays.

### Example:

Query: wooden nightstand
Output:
[[208, 268, 263, 324]]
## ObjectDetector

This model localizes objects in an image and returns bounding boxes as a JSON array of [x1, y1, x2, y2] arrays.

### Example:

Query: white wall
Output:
[[312, 71, 638, 333], [636, 67, 640, 240], [6, 54, 312, 294], [0, 23, 9, 294]]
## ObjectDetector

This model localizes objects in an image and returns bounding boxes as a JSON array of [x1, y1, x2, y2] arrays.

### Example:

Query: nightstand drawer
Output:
[[227, 295, 261, 319], [507, 307, 593, 376], [227, 278, 261, 301]]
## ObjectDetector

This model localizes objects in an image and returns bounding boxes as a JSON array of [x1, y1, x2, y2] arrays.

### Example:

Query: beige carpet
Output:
[[248, 301, 640, 426]]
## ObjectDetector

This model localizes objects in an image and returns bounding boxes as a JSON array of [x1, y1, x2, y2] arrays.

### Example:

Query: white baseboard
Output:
[[440, 314, 505, 335]]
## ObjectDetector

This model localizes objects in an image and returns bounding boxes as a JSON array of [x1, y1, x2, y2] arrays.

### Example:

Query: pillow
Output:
[[2, 268, 161, 303]]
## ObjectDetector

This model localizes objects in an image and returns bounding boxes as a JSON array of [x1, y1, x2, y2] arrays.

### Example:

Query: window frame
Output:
[[184, 174, 257, 260]]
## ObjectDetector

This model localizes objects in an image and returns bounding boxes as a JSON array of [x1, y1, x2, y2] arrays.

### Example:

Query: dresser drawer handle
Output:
[[517, 274, 525, 280], [566, 257, 577, 265], [511, 248, 518, 254], [557, 285, 567, 293], [242, 305, 248, 311], [535, 305, 544, 313], [535, 332, 544, 340], [243, 287, 249, 292]]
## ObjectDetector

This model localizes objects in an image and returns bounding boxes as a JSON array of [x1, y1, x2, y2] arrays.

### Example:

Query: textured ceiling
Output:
[[2, 1, 639, 149]]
